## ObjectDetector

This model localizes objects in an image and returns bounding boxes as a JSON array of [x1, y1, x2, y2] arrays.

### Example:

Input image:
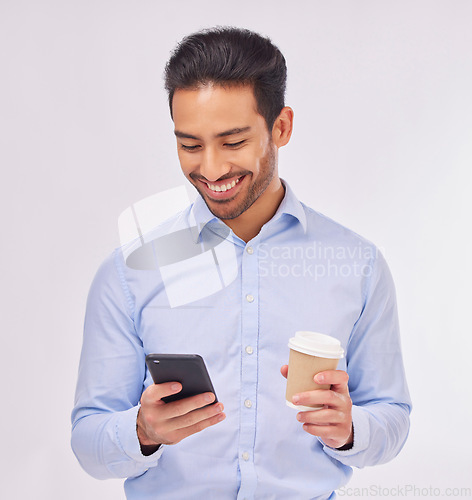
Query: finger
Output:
[[301, 422, 348, 443], [137, 400, 223, 446], [141, 382, 182, 406], [297, 408, 346, 426], [167, 402, 225, 432], [293, 389, 348, 409], [314, 370, 349, 394], [173, 409, 227, 443], [280, 365, 288, 379], [161, 392, 217, 419]]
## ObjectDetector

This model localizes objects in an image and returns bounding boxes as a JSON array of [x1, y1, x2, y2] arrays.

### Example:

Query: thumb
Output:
[[142, 381, 182, 405]]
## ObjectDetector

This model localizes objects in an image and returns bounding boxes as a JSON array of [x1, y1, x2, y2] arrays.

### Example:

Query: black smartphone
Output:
[[145, 354, 218, 404]]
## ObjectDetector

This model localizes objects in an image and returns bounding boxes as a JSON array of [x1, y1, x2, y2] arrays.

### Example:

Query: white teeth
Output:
[[207, 177, 240, 192]]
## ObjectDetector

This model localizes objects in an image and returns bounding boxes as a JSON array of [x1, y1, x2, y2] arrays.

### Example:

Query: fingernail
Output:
[[205, 393, 215, 403], [297, 413, 303, 421], [292, 395, 300, 404], [315, 374, 324, 383], [171, 383, 181, 391], [217, 413, 226, 422]]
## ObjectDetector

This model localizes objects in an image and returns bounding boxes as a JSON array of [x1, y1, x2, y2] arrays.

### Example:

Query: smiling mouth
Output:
[[205, 177, 241, 192], [197, 175, 246, 199]]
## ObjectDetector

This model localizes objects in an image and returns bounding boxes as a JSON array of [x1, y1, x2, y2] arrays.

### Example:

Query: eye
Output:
[[180, 144, 201, 151], [224, 140, 246, 148]]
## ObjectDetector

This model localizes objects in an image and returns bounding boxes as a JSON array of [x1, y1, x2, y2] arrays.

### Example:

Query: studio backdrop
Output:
[[1, 1, 471, 499]]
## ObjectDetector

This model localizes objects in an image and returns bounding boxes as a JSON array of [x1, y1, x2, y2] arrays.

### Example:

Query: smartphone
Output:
[[145, 353, 218, 404]]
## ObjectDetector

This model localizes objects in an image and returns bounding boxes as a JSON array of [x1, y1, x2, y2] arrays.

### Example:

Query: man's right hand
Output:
[[136, 382, 225, 449]]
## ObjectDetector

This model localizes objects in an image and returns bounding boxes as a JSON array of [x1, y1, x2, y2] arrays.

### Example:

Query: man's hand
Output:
[[137, 382, 226, 448], [280, 365, 353, 449]]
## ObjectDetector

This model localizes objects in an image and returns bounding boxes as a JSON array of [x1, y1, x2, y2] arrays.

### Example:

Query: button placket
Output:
[[238, 241, 259, 498]]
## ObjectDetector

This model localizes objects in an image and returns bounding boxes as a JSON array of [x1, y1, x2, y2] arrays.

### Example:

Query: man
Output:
[[72, 27, 411, 499]]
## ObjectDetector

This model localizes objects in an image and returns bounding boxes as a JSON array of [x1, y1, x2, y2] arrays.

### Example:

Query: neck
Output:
[[223, 177, 285, 243]]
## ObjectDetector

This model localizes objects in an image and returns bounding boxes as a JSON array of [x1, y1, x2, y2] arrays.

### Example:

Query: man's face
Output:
[[172, 84, 279, 221]]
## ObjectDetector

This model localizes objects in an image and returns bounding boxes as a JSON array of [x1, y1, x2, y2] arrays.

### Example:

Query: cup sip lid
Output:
[[288, 331, 344, 359]]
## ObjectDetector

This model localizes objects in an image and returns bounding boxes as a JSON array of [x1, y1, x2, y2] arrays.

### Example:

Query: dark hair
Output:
[[164, 26, 287, 131]]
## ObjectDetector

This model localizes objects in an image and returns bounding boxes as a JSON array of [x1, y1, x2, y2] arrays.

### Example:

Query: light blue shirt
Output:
[[71, 181, 411, 499]]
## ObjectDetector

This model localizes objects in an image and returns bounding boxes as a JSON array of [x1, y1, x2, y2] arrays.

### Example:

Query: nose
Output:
[[199, 147, 230, 182]]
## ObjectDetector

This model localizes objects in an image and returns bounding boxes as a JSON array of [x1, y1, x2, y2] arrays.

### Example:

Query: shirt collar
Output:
[[270, 179, 307, 233], [189, 178, 307, 241]]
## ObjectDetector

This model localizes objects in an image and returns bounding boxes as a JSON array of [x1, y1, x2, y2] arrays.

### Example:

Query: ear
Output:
[[271, 106, 294, 147]]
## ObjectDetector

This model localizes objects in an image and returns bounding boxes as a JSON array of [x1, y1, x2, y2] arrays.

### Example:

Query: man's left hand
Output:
[[280, 366, 353, 449]]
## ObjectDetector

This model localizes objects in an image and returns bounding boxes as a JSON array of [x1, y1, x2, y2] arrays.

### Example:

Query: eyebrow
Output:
[[174, 126, 251, 140]]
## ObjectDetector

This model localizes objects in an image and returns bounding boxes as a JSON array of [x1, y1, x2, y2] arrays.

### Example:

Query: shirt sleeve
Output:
[[321, 249, 412, 467], [71, 250, 163, 479]]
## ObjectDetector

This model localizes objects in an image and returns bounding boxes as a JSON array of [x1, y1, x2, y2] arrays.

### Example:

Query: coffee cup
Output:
[[286, 331, 345, 411]]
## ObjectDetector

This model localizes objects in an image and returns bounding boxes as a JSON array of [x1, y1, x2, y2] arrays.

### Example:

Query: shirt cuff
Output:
[[320, 404, 370, 458], [115, 405, 165, 465]]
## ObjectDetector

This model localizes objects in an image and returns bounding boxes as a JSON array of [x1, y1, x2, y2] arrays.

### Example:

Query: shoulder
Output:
[[88, 249, 130, 302], [301, 203, 378, 255]]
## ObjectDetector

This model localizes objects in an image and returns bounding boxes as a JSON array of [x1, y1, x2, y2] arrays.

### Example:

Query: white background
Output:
[[1, 1, 471, 499]]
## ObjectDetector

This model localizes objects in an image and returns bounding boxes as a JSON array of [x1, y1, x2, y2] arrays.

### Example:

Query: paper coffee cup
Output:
[[286, 331, 344, 411]]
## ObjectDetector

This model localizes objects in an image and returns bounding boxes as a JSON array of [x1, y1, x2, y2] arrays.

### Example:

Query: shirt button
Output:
[[242, 452, 250, 461], [246, 294, 254, 303], [245, 345, 254, 355], [244, 399, 252, 408], [246, 246, 254, 255]]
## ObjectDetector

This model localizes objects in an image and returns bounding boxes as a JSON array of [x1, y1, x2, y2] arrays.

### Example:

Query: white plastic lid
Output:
[[288, 331, 344, 359]]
